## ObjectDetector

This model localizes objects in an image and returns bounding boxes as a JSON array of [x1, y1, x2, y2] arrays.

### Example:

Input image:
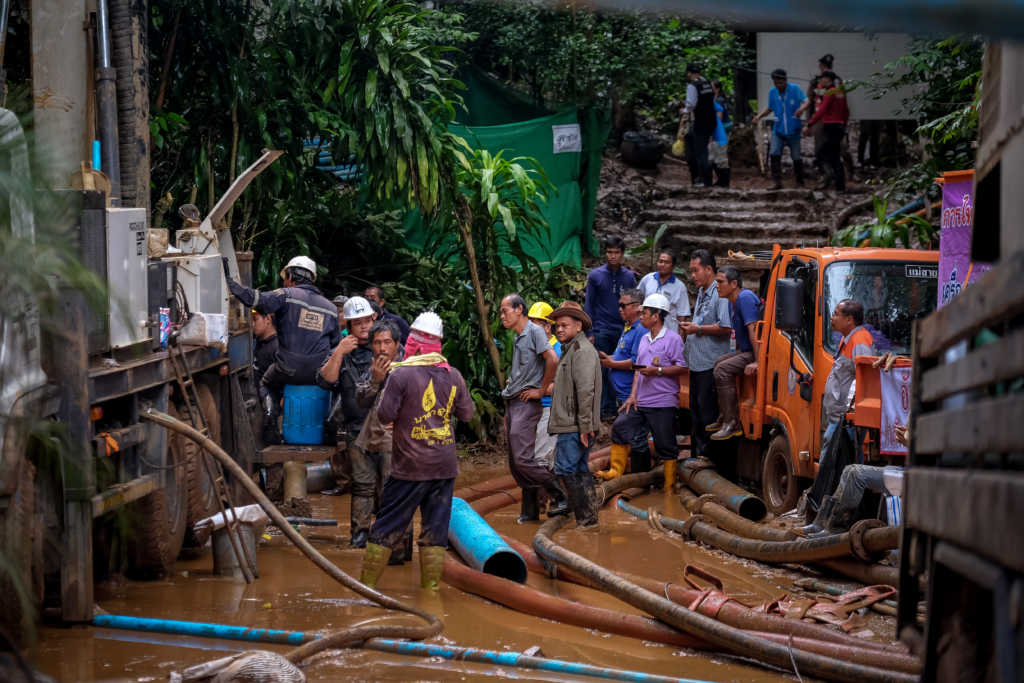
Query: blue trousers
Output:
[[368, 477, 454, 549], [770, 130, 802, 162], [554, 432, 591, 476]]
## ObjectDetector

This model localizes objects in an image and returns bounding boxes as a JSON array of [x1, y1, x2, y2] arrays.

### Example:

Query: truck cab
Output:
[[728, 245, 939, 512]]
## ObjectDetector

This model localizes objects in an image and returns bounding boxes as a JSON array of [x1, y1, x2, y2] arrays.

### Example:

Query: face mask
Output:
[[405, 331, 442, 357]]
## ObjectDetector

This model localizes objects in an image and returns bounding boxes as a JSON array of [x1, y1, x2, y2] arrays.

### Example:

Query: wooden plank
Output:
[[917, 249, 1024, 358], [91, 475, 157, 518], [921, 328, 1024, 402], [905, 468, 1024, 575], [915, 393, 1024, 454], [255, 445, 337, 465]]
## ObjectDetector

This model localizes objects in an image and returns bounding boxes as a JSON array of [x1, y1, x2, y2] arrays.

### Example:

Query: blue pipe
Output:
[[448, 496, 527, 583], [93, 614, 706, 683], [885, 197, 924, 220]]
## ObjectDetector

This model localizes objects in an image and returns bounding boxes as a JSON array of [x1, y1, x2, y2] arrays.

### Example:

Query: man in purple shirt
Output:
[[359, 314, 474, 592], [584, 236, 636, 421], [610, 293, 686, 489]]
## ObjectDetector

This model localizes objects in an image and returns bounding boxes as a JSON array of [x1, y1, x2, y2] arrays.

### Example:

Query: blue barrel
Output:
[[282, 385, 330, 445], [448, 497, 527, 583]]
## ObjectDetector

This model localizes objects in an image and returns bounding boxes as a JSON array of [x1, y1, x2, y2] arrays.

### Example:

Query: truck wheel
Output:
[[762, 435, 800, 515], [128, 406, 189, 576], [0, 460, 41, 645], [183, 384, 220, 545]]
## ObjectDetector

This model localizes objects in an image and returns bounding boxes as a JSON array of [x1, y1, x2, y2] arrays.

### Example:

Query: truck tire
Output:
[[762, 434, 800, 514], [183, 384, 220, 544], [0, 460, 41, 645], [128, 406, 188, 576]]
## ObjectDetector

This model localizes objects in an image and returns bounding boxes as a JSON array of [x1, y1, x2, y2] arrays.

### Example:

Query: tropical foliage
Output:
[[833, 196, 936, 249]]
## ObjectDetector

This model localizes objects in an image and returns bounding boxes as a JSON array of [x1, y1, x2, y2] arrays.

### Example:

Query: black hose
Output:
[[533, 476, 915, 683], [141, 408, 443, 663]]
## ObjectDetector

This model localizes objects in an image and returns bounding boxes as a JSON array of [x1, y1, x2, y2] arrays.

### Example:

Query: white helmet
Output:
[[342, 296, 374, 320], [642, 292, 671, 313], [280, 255, 317, 282], [411, 311, 443, 338]]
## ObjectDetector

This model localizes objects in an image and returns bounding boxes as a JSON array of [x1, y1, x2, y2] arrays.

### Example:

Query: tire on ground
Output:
[[0, 459, 41, 645], [762, 433, 800, 515], [128, 405, 188, 576], [182, 383, 221, 545]]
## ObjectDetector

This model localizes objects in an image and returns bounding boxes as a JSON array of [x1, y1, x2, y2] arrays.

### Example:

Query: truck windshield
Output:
[[822, 260, 938, 355]]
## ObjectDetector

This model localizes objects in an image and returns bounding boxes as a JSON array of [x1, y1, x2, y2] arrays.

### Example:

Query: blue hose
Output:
[[448, 496, 527, 582], [93, 614, 706, 683]]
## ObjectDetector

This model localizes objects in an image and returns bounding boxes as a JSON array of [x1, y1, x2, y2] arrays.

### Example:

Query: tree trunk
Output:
[[458, 219, 505, 387]]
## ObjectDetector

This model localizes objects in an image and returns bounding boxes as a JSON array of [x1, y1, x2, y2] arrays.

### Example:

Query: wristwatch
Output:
[[658, 366, 663, 376]]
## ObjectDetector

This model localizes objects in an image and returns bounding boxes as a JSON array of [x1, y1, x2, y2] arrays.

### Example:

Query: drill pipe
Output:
[[678, 461, 767, 520], [678, 487, 796, 542]]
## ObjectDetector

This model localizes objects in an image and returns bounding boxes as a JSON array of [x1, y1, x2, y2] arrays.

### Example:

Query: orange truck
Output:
[[680, 244, 939, 513]]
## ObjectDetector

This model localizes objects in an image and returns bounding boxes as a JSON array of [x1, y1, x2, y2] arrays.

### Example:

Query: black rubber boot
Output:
[[715, 167, 731, 188], [349, 495, 375, 548], [798, 495, 834, 536], [769, 156, 783, 189], [567, 473, 599, 527], [544, 479, 570, 517], [389, 526, 414, 565], [516, 487, 540, 524], [260, 392, 282, 445], [794, 159, 806, 187]]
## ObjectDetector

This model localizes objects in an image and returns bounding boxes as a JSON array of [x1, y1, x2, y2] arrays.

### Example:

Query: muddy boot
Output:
[[359, 542, 392, 588], [715, 167, 731, 188], [419, 546, 446, 592], [516, 487, 540, 524], [389, 527, 414, 565], [544, 479, 570, 517], [770, 156, 783, 189], [568, 473, 599, 527], [595, 443, 629, 481], [794, 160, 806, 187], [260, 393, 282, 446], [349, 495, 375, 548], [798, 495, 834, 536]]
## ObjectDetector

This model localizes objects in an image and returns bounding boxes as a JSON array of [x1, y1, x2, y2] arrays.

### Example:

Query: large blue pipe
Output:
[[92, 614, 705, 683], [448, 496, 527, 583]]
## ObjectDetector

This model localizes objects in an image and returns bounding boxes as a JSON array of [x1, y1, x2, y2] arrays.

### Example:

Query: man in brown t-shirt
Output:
[[359, 313, 474, 591]]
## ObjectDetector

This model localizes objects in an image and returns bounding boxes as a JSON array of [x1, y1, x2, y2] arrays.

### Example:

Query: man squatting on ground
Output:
[[548, 302, 603, 527], [595, 288, 647, 480], [526, 302, 561, 475], [709, 266, 761, 441], [679, 250, 732, 460], [604, 294, 686, 488], [359, 314, 475, 591], [584, 236, 636, 421], [224, 255, 341, 445], [500, 294, 568, 523]]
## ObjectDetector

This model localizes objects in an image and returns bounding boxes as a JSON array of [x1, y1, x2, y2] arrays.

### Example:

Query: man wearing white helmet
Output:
[[224, 255, 341, 444], [609, 292, 686, 489]]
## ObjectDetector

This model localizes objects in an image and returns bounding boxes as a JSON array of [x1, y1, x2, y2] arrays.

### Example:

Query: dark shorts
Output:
[[368, 477, 455, 549]]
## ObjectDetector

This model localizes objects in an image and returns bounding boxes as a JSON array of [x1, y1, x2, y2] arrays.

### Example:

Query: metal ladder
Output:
[[167, 338, 258, 583]]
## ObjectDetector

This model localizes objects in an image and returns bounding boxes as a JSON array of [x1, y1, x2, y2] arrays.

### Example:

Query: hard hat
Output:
[[342, 296, 373, 320], [642, 292, 671, 313], [332, 294, 349, 306], [527, 301, 554, 322], [280, 255, 317, 282], [411, 311, 443, 339]]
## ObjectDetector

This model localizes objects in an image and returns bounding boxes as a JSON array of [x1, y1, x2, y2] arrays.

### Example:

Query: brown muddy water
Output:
[[34, 463, 895, 681]]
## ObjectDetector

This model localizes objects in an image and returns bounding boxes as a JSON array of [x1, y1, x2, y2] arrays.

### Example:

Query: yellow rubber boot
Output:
[[359, 542, 392, 588], [663, 458, 678, 492], [419, 546, 446, 592], [596, 443, 629, 481]]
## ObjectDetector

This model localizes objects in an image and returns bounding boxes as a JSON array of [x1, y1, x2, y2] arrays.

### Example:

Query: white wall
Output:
[[757, 32, 915, 120]]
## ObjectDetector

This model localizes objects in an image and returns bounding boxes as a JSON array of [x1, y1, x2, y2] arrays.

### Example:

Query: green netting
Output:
[[405, 68, 610, 267]]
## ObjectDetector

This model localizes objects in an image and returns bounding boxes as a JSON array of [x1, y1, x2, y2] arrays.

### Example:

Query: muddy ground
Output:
[[35, 458, 899, 682]]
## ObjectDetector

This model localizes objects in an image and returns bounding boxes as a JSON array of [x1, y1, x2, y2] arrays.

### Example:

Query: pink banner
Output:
[[938, 172, 988, 308]]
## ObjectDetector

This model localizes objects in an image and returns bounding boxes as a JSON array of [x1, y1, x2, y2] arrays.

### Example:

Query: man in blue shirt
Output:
[[753, 68, 807, 190], [710, 266, 761, 440], [584, 236, 636, 420]]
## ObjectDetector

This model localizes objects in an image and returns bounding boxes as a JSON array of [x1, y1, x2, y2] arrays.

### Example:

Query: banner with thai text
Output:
[[938, 170, 989, 308]]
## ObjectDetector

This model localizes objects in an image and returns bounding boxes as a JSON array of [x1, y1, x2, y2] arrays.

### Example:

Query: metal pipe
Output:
[[448, 497, 527, 582], [678, 460, 766, 520], [281, 517, 337, 527], [93, 0, 120, 197], [304, 461, 334, 493], [282, 461, 307, 500], [679, 487, 796, 541], [96, 0, 112, 67], [820, 558, 901, 587]]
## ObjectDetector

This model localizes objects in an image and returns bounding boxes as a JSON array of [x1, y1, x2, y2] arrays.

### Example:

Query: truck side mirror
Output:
[[774, 278, 804, 332]]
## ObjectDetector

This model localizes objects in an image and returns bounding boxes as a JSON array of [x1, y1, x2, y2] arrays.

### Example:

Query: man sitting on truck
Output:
[[225, 255, 341, 445], [709, 266, 761, 441], [801, 298, 874, 519]]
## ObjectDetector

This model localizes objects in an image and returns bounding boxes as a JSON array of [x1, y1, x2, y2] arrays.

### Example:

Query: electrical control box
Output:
[[106, 207, 149, 349]]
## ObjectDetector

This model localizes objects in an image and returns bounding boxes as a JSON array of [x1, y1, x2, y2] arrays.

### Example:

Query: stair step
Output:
[[646, 220, 831, 235], [641, 210, 810, 224]]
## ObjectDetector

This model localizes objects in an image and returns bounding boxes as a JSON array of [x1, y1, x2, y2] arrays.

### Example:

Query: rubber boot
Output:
[[794, 159, 806, 187], [798, 495, 834, 536], [770, 156, 783, 189], [349, 495, 375, 548], [260, 392, 282, 445], [359, 542, 392, 588], [663, 458, 678, 492], [544, 479, 570, 517], [715, 167, 731, 188], [516, 488, 540, 524], [389, 525, 415, 565], [419, 546, 446, 592], [595, 443, 629, 481], [568, 473, 599, 527]]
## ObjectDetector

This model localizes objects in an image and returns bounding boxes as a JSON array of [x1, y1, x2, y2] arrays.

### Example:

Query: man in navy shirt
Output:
[[584, 236, 636, 420], [710, 266, 761, 440], [753, 68, 807, 190]]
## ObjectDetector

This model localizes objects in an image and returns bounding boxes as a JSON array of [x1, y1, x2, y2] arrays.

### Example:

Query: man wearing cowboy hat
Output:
[[547, 301, 602, 527]]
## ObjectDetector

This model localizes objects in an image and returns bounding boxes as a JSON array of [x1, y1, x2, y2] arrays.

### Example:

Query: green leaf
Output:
[[376, 46, 391, 75], [365, 70, 378, 108]]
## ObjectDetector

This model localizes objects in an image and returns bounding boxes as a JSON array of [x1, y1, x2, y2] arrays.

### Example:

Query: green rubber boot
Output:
[[359, 542, 392, 588], [419, 546, 446, 592]]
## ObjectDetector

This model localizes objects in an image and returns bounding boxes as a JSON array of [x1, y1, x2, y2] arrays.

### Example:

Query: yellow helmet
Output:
[[527, 301, 554, 322]]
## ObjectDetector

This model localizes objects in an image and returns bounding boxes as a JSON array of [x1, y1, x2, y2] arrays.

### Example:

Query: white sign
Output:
[[552, 124, 582, 154], [880, 365, 912, 455]]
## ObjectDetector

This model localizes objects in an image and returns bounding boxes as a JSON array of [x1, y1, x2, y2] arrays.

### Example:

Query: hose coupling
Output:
[[680, 513, 707, 539], [849, 519, 887, 563]]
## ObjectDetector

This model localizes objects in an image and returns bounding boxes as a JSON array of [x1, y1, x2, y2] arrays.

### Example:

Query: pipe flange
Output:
[[680, 514, 707, 539], [694, 494, 717, 512], [682, 457, 716, 473], [849, 519, 886, 563]]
